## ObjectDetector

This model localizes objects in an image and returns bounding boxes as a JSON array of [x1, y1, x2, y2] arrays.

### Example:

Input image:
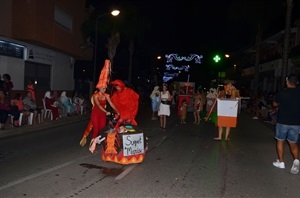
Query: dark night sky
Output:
[[86, 0, 299, 86], [124, 0, 287, 53]]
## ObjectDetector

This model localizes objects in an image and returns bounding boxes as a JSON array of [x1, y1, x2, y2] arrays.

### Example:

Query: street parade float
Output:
[[98, 116, 148, 165], [79, 60, 146, 165]]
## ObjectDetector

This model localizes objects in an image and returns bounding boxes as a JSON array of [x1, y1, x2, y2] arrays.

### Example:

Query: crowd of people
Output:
[[0, 73, 87, 130], [1, 69, 299, 174], [147, 75, 299, 174]]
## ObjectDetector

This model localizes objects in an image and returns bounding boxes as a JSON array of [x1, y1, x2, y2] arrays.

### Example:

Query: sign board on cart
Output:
[[122, 133, 144, 157]]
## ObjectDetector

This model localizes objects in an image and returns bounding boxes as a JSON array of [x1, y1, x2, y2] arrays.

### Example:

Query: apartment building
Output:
[[0, 0, 92, 99], [238, 25, 300, 93]]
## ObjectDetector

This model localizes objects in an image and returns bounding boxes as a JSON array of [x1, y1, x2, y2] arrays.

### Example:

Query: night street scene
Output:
[[0, 0, 300, 197]]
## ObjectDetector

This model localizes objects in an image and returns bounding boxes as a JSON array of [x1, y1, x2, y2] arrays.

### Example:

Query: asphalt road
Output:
[[0, 105, 299, 198]]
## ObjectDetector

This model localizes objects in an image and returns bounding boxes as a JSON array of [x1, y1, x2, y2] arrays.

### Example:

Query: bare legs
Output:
[[214, 126, 231, 141], [276, 140, 299, 162], [193, 111, 200, 124], [160, 115, 167, 129], [151, 111, 157, 120]]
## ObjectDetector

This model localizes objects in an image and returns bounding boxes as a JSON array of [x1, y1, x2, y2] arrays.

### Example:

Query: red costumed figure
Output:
[[79, 62, 144, 165], [79, 60, 119, 149], [110, 80, 139, 129]]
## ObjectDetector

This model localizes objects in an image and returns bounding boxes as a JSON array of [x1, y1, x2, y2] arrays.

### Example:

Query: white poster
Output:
[[217, 99, 239, 117], [122, 133, 144, 157]]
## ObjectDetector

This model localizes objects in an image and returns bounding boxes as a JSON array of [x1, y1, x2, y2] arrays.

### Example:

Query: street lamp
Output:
[[93, 9, 120, 88]]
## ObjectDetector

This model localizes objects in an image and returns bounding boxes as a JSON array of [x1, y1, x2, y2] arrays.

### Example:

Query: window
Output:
[[25, 61, 51, 91], [54, 6, 73, 32]]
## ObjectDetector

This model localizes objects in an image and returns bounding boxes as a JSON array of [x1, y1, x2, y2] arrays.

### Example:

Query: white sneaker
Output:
[[252, 116, 258, 119], [290, 159, 299, 174], [273, 159, 285, 169]]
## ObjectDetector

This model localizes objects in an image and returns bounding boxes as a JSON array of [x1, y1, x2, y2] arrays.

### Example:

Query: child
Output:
[[26, 79, 36, 101], [193, 90, 201, 125], [180, 99, 188, 124], [12, 93, 31, 125], [118, 124, 128, 133]]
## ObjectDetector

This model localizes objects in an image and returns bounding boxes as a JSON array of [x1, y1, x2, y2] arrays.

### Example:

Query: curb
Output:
[[0, 114, 90, 139]]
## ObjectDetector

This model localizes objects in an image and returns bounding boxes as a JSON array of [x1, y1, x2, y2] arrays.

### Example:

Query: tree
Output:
[[107, 33, 120, 68], [116, 3, 150, 85], [80, 2, 150, 85], [281, 0, 294, 89], [80, 3, 121, 70]]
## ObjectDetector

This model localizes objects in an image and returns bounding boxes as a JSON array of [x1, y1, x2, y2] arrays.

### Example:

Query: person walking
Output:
[[193, 90, 201, 125], [111, 79, 139, 129], [214, 82, 239, 141], [272, 74, 300, 174], [158, 83, 172, 130], [150, 85, 160, 120], [180, 99, 188, 124]]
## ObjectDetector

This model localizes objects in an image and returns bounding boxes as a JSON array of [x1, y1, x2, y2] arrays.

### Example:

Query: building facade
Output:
[[0, 0, 92, 100], [238, 26, 300, 93]]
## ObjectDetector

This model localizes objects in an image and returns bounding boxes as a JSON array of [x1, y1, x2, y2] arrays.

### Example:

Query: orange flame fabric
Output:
[[96, 59, 111, 89], [111, 79, 139, 127]]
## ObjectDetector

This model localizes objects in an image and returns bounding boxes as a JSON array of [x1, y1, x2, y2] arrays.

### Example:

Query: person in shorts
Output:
[[272, 74, 300, 174]]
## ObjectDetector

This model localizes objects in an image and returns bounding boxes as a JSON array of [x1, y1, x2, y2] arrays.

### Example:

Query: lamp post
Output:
[[93, 10, 120, 88]]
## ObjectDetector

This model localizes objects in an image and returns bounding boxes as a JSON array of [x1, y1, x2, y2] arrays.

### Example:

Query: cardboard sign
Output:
[[122, 133, 144, 157], [217, 99, 238, 127]]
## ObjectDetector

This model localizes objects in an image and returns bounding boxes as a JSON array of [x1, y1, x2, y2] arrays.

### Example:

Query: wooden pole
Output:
[[205, 92, 220, 122]]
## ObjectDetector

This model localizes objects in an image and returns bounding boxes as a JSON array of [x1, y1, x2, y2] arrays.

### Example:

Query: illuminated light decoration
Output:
[[162, 53, 203, 82], [213, 55, 221, 63], [162, 72, 179, 82], [165, 53, 203, 64], [163, 76, 174, 82], [164, 72, 179, 77], [165, 64, 190, 71]]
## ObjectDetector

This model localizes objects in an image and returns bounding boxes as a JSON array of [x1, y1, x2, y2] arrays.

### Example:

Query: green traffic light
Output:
[[213, 55, 221, 63]]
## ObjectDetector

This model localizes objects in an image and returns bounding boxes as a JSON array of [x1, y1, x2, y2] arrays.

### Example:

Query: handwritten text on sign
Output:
[[122, 133, 144, 157]]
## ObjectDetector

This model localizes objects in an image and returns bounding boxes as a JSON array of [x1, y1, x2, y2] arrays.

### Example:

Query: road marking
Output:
[[0, 154, 94, 191], [115, 164, 137, 180]]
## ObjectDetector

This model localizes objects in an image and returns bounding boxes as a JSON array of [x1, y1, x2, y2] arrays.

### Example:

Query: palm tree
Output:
[[81, 3, 149, 85], [281, 0, 294, 89], [117, 4, 150, 85], [80, 5, 121, 73]]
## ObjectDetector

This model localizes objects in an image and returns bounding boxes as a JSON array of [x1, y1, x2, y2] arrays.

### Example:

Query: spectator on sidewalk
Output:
[[272, 74, 300, 174], [72, 91, 86, 114], [2, 74, 13, 100], [12, 93, 31, 125], [26, 79, 36, 101], [59, 91, 75, 116], [44, 91, 60, 120], [0, 90, 20, 128], [23, 91, 44, 124]]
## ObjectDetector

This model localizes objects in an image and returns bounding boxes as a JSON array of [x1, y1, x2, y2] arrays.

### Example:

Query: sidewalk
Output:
[[0, 113, 90, 139], [0, 104, 151, 140], [0, 105, 277, 140]]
